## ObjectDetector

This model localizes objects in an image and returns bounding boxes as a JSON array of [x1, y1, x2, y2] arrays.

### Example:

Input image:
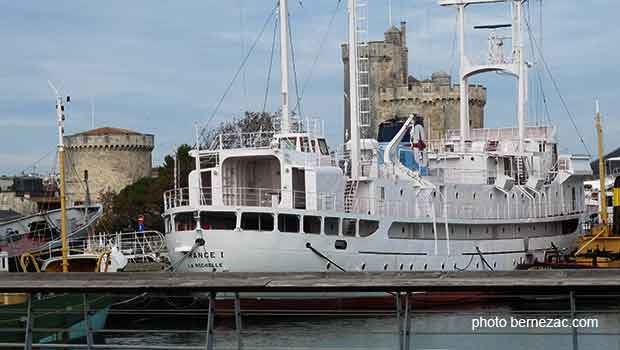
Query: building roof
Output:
[[590, 146, 620, 178], [385, 25, 400, 33], [75, 127, 142, 136]]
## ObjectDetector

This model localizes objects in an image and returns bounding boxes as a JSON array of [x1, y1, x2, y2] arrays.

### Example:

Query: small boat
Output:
[[0, 204, 103, 259]]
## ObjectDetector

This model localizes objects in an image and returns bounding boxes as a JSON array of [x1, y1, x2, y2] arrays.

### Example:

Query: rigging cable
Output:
[[475, 247, 495, 271], [262, 15, 280, 114], [205, 5, 278, 140], [524, 15, 592, 157], [238, 0, 248, 112], [305, 242, 346, 272], [288, 10, 303, 118], [291, 0, 343, 114]]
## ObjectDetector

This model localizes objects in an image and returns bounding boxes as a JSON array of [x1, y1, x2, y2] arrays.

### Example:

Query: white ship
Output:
[[164, 0, 592, 274]]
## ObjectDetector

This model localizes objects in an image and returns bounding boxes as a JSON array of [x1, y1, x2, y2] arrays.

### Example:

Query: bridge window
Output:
[[342, 218, 357, 237], [303, 216, 321, 234], [300, 137, 310, 152], [201, 212, 236, 230], [359, 220, 379, 237], [324, 217, 340, 235], [241, 213, 274, 232], [310, 139, 317, 153], [174, 212, 196, 231], [278, 214, 300, 233], [317, 138, 329, 155], [280, 137, 297, 151]]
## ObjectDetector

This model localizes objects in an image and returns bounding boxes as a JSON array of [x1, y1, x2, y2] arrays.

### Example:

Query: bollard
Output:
[[613, 177, 620, 235]]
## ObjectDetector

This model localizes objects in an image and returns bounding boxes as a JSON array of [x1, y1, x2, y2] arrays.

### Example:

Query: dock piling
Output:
[[205, 291, 216, 350], [570, 291, 578, 350], [23, 294, 32, 350], [83, 294, 94, 350], [396, 293, 402, 350], [234, 292, 243, 350]]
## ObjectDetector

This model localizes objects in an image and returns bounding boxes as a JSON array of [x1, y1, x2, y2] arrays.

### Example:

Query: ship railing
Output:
[[209, 131, 275, 151], [426, 167, 498, 185], [87, 230, 167, 263], [222, 187, 282, 208], [445, 126, 555, 142], [272, 115, 325, 136], [346, 196, 583, 221], [166, 186, 583, 221], [163, 188, 190, 210]]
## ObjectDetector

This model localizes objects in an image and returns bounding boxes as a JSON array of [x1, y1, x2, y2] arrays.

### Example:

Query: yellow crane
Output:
[[574, 102, 620, 267]]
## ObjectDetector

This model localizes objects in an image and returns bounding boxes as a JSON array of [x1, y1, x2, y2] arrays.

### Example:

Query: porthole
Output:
[[504, 194, 508, 199], [400, 189, 404, 196], [453, 263, 457, 270], [326, 263, 331, 270], [432, 191, 437, 198], [470, 157, 475, 161], [511, 193, 516, 199], [476, 263, 480, 269], [473, 193, 477, 199], [521, 194, 524, 199], [517, 227, 521, 232], [399, 263, 404, 270], [493, 262, 497, 268], [424, 263, 428, 270], [384, 264, 389, 271], [409, 264, 414, 271], [490, 193, 494, 199], [441, 263, 445, 270], [361, 263, 366, 271], [456, 192, 460, 199]]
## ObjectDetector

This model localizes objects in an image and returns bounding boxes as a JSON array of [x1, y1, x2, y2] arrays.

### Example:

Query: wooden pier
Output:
[[2, 269, 620, 293]]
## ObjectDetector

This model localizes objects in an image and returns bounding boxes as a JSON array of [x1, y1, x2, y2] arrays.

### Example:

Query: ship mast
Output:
[[440, 0, 528, 153], [49, 82, 70, 273], [279, 0, 291, 134], [347, 0, 361, 179]]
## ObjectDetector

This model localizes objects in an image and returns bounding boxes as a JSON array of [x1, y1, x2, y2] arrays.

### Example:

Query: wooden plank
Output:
[[1, 270, 620, 293]]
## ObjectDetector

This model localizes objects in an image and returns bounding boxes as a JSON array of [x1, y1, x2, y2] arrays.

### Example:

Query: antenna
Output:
[[388, 0, 393, 26]]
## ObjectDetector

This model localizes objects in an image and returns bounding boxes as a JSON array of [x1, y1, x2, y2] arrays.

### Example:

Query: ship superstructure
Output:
[[163, 0, 592, 273]]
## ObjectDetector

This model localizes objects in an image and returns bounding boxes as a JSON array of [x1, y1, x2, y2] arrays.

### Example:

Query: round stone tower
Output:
[[63, 127, 155, 205]]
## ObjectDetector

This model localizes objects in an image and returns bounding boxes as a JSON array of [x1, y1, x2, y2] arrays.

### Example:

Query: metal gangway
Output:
[[88, 230, 167, 265]]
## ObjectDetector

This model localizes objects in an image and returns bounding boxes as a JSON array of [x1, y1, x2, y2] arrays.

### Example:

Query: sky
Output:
[[0, 0, 618, 175]]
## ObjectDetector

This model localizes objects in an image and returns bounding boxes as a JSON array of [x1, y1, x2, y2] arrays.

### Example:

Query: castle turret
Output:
[[342, 23, 486, 141], [64, 127, 155, 205]]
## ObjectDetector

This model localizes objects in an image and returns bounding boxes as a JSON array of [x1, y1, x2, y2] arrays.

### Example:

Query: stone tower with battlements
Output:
[[342, 22, 486, 141], [63, 127, 154, 205]]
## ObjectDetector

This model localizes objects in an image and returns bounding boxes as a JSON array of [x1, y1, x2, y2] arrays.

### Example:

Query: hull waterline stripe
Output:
[[358, 251, 427, 256]]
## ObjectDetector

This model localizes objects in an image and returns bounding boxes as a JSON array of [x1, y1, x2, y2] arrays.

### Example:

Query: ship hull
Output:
[[165, 227, 582, 274]]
